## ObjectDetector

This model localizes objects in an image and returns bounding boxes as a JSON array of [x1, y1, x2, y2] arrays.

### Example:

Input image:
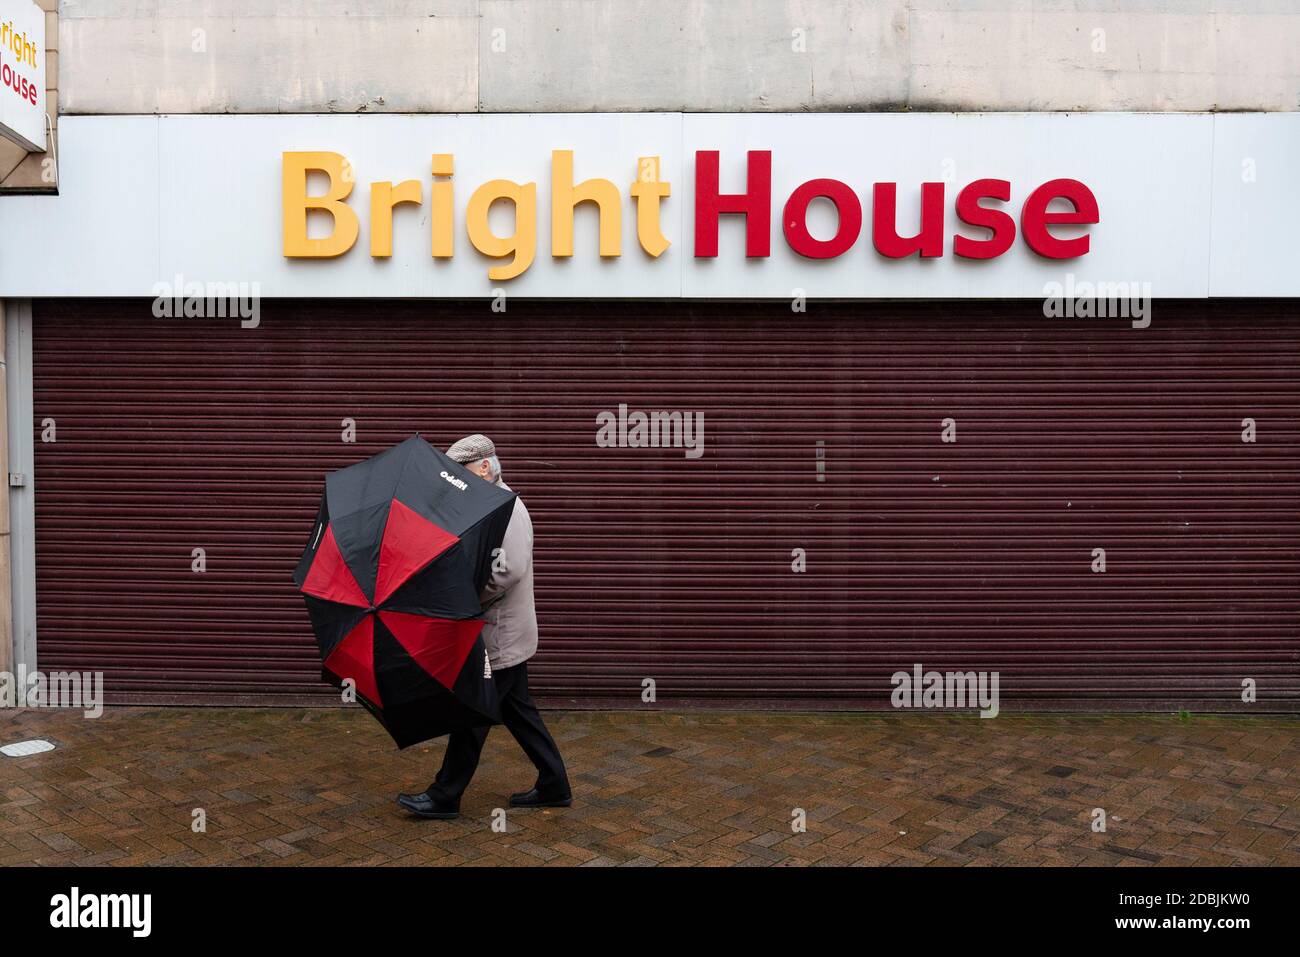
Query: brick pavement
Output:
[[1, 708, 1297, 866]]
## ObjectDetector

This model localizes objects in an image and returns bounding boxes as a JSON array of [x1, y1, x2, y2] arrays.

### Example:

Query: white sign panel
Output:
[[0, 112, 1296, 298], [0, 0, 45, 152]]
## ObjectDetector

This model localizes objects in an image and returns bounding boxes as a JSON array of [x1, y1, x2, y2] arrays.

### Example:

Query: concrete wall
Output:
[[3, 302, 36, 676], [58, 1, 1300, 115], [0, 305, 8, 678]]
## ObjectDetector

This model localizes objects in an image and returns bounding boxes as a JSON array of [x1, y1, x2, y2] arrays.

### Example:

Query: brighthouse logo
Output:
[[50, 887, 152, 938], [0, 20, 40, 107], [282, 151, 1099, 282], [440, 470, 468, 491]]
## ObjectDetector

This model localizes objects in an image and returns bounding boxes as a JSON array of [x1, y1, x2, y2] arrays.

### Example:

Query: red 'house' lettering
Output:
[[873, 182, 946, 258], [954, 179, 1017, 259], [692, 153, 1098, 261], [783, 179, 863, 259], [694, 150, 772, 258], [1020, 178, 1099, 259]]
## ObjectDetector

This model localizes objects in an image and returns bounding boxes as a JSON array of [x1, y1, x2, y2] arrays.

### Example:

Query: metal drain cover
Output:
[[1, 739, 55, 757]]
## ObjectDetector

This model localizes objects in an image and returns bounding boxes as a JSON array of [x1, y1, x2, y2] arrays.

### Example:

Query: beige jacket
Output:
[[480, 479, 538, 670]]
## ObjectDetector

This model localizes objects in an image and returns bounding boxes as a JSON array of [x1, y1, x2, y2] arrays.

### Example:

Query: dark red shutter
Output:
[[31, 299, 1300, 710]]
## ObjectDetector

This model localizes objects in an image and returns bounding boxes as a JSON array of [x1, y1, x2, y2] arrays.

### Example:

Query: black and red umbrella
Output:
[[293, 435, 517, 748]]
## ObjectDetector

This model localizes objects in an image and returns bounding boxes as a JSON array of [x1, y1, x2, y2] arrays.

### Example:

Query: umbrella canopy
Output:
[[293, 435, 517, 748]]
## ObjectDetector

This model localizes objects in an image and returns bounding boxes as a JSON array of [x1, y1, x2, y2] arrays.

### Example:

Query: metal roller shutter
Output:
[[31, 299, 1300, 710]]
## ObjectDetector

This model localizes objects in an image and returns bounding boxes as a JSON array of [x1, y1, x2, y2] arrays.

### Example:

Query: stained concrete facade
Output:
[[56, 1, 1300, 116]]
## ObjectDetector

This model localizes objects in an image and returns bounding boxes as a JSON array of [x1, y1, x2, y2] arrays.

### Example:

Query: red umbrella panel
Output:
[[294, 436, 517, 749]]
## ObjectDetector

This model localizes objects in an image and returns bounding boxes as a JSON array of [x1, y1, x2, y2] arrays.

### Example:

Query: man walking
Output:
[[398, 434, 572, 819]]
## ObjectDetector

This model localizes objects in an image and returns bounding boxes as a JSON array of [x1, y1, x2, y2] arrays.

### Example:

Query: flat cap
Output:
[[445, 433, 496, 464]]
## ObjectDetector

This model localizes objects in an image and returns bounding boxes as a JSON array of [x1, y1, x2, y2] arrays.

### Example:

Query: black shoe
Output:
[[508, 787, 572, 808], [396, 791, 460, 819]]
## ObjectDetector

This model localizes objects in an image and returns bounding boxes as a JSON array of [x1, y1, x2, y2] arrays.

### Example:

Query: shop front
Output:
[[3, 111, 1298, 711]]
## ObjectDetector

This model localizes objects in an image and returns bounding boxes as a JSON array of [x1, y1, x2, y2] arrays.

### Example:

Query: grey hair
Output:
[[482, 454, 502, 482]]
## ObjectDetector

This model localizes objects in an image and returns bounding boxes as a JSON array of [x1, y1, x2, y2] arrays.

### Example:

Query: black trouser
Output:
[[429, 661, 569, 803]]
